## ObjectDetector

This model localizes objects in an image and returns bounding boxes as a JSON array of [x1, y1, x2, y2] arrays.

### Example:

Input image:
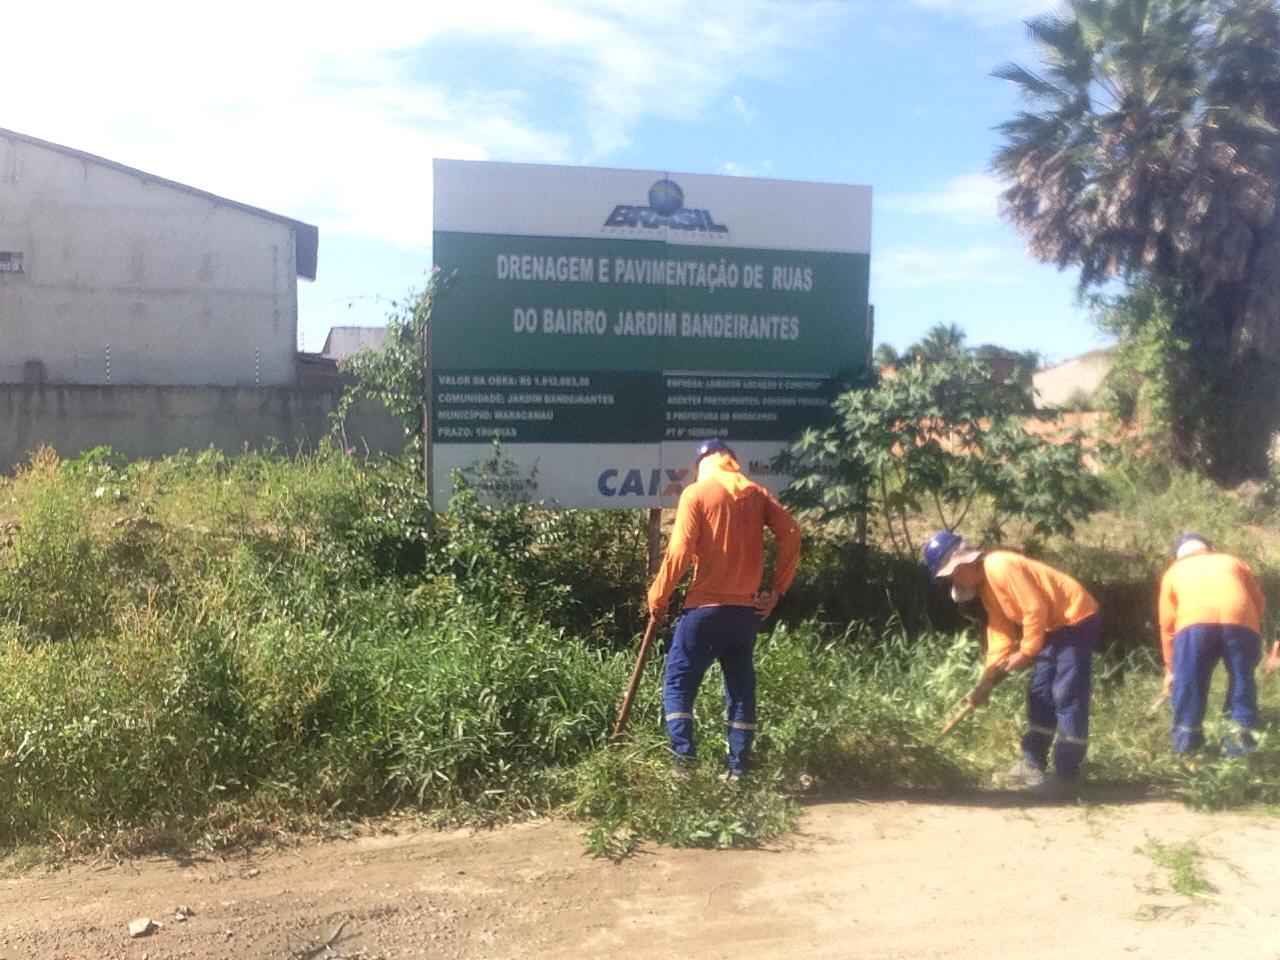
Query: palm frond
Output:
[[992, 61, 1071, 101]]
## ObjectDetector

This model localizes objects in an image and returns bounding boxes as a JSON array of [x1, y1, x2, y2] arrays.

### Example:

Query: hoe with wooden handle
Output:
[[611, 615, 661, 742], [938, 665, 1006, 738], [939, 699, 979, 737]]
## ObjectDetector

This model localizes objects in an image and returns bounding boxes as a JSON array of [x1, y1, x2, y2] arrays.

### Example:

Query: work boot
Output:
[[1222, 730, 1258, 759], [717, 769, 743, 786], [670, 760, 693, 783], [994, 758, 1046, 789], [1027, 773, 1077, 803]]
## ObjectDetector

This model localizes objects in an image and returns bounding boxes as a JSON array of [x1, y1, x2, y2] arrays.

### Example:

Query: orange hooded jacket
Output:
[[647, 453, 802, 613]]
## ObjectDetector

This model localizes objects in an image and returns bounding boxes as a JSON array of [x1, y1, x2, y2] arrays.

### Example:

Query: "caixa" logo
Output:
[[603, 179, 728, 233], [598, 466, 691, 497]]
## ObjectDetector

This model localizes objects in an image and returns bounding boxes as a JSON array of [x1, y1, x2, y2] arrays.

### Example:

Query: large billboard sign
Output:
[[431, 159, 871, 508]]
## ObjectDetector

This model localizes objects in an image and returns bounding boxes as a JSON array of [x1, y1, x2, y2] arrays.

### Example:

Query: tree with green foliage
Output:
[[335, 272, 445, 479], [785, 354, 1102, 559], [872, 343, 901, 370], [994, 0, 1280, 483], [972, 343, 1040, 385], [1094, 284, 1209, 463], [873, 326, 1038, 385]]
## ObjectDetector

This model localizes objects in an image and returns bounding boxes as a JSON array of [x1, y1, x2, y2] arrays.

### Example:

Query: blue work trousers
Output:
[[1022, 613, 1099, 781], [663, 605, 760, 774], [1171, 623, 1261, 756]]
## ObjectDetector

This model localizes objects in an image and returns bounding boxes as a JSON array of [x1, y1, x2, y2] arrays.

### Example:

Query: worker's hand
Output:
[[1002, 650, 1033, 674], [967, 683, 993, 708], [754, 590, 780, 620], [1162, 669, 1175, 698], [1267, 642, 1280, 675], [648, 603, 668, 627]]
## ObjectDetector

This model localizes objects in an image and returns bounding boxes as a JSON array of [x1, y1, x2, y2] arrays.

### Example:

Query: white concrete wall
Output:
[[322, 326, 389, 362], [0, 383, 404, 472], [0, 134, 298, 386], [1033, 350, 1113, 409]]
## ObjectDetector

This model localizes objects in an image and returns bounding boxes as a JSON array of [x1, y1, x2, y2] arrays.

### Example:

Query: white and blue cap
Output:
[[1173, 531, 1212, 559]]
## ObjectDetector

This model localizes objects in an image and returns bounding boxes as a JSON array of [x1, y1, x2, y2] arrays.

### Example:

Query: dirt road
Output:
[[2, 794, 1278, 959]]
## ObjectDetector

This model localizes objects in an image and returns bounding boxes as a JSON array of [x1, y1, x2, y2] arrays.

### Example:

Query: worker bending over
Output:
[[1159, 532, 1266, 756], [924, 532, 1100, 796], [648, 439, 801, 781]]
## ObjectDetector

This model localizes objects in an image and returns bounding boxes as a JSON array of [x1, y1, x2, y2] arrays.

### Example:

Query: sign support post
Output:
[[647, 507, 663, 575]]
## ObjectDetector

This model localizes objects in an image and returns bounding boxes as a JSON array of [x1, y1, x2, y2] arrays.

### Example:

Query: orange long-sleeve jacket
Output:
[[647, 454, 802, 613], [979, 551, 1099, 666], [1158, 552, 1265, 666]]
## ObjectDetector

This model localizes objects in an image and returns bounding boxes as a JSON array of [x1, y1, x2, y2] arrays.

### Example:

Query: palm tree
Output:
[[912, 323, 968, 362], [994, 0, 1280, 482]]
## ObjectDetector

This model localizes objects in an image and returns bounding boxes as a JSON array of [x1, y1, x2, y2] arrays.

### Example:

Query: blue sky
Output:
[[8, 0, 1108, 364]]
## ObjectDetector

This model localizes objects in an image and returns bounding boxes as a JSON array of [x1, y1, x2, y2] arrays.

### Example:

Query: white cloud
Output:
[[729, 94, 757, 123], [906, 0, 1059, 24], [873, 246, 1016, 290], [883, 172, 1002, 223], [447, 1, 839, 155], [4, 2, 565, 249], [3, 0, 840, 249], [719, 160, 774, 177]]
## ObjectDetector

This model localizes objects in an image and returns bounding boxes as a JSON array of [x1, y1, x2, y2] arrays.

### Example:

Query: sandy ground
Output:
[[2, 793, 1278, 960]]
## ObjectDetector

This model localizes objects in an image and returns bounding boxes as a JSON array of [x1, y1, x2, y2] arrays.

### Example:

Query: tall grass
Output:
[[1, 446, 1278, 856]]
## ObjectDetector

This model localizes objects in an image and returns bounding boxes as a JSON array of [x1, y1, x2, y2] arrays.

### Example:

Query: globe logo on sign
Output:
[[602, 180, 727, 233], [648, 179, 684, 215]]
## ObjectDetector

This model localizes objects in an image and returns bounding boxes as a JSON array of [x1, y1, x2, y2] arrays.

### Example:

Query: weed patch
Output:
[[1139, 838, 1218, 900]]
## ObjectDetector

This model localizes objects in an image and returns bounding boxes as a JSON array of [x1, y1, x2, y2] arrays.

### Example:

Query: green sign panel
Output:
[[431, 160, 871, 508]]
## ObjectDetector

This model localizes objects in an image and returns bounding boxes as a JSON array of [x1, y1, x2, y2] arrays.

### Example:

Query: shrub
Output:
[[786, 353, 1102, 558], [0, 452, 111, 641]]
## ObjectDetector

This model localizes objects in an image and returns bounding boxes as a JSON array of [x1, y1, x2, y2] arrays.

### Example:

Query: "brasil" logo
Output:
[[603, 179, 729, 233]]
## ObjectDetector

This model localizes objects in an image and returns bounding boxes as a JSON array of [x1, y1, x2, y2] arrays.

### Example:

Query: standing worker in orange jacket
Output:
[[924, 532, 1101, 796], [1159, 532, 1266, 756], [648, 439, 802, 781]]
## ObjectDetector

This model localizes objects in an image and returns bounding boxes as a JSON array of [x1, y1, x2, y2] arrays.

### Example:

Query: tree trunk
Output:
[[1205, 352, 1278, 484], [1182, 278, 1268, 484]]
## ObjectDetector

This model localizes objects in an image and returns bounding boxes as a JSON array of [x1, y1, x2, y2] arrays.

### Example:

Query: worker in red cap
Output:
[[648, 439, 802, 781], [1159, 532, 1266, 756], [923, 531, 1100, 796]]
